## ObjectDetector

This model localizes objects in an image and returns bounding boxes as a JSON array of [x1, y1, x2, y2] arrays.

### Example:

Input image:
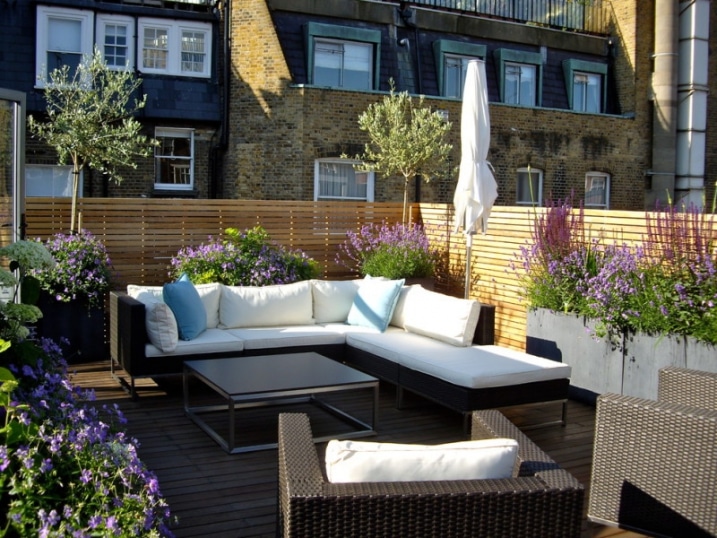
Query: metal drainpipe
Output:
[[648, 0, 678, 210], [210, 0, 230, 199], [675, 0, 710, 209]]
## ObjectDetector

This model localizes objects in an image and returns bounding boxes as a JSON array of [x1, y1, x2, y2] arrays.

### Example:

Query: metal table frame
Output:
[[183, 353, 379, 454]]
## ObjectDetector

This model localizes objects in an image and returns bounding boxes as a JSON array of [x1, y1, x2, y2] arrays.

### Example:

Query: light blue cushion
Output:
[[347, 278, 405, 332], [163, 278, 206, 341]]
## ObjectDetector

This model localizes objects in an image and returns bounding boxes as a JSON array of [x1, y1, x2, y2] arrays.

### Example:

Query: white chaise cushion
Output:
[[219, 280, 314, 328], [310, 279, 362, 323], [133, 291, 178, 353], [325, 437, 518, 483], [346, 331, 572, 388], [392, 286, 480, 347]]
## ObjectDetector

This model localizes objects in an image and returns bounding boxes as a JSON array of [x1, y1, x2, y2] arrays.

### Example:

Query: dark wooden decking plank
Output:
[[68, 360, 646, 538]]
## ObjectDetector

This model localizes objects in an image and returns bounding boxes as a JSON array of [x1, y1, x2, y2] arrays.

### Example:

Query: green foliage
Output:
[[354, 81, 452, 224], [28, 47, 158, 233], [170, 226, 320, 286]]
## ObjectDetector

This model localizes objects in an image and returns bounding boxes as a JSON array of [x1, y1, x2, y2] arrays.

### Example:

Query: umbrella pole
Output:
[[464, 233, 473, 299]]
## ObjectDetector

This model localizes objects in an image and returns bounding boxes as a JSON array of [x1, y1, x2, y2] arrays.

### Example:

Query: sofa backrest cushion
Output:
[[346, 277, 405, 332], [127, 282, 221, 329], [133, 291, 179, 352], [163, 279, 207, 341], [391, 285, 481, 347], [310, 279, 362, 323], [325, 437, 518, 483], [219, 280, 314, 328]]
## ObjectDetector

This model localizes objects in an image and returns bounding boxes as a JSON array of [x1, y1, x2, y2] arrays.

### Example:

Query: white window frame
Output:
[[314, 159, 374, 202], [572, 72, 602, 113], [504, 62, 537, 106], [97, 14, 135, 70], [585, 172, 610, 208], [25, 165, 83, 198], [516, 167, 543, 206], [443, 54, 481, 99], [154, 128, 195, 191], [139, 18, 211, 78], [35, 6, 94, 88]]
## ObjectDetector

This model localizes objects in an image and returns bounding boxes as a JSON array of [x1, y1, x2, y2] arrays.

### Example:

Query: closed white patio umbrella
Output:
[[453, 59, 498, 299]]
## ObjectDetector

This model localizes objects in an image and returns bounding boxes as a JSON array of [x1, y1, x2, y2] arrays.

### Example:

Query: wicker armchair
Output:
[[277, 410, 584, 538], [588, 367, 717, 537]]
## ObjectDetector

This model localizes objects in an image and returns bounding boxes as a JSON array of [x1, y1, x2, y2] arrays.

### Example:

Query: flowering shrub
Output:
[[513, 197, 717, 344], [337, 221, 438, 280], [32, 231, 112, 309], [170, 226, 319, 286], [0, 339, 174, 537]]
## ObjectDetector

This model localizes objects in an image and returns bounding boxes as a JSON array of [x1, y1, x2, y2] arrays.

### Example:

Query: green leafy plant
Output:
[[170, 226, 320, 285], [337, 221, 438, 280], [352, 81, 452, 225], [28, 47, 158, 233]]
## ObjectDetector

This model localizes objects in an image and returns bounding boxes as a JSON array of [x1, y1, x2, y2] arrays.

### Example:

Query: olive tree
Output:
[[28, 48, 157, 233], [354, 82, 452, 224]]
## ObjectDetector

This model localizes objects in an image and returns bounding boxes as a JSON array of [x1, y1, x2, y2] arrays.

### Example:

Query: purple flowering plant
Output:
[[170, 226, 319, 286], [32, 231, 112, 309], [0, 338, 175, 537], [337, 221, 439, 279], [513, 196, 717, 344]]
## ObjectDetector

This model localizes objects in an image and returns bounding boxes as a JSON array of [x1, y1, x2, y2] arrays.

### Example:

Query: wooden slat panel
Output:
[[25, 199, 716, 353]]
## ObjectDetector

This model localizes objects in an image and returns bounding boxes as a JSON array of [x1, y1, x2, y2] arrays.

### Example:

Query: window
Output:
[[432, 41, 486, 98], [25, 165, 82, 197], [516, 167, 542, 205], [35, 6, 94, 86], [155, 128, 194, 190], [139, 19, 211, 77], [585, 172, 610, 208], [494, 49, 543, 107], [314, 40, 372, 90], [305, 23, 381, 91], [563, 60, 607, 113], [314, 160, 374, 201], [97, 15, 134, 69]]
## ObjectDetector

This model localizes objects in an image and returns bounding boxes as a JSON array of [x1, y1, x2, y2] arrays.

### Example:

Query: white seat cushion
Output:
[[225, 325, 347, 350], [346, 332, 572, 388], [310, 279, 362, 323], [219, 281, 314, 328], [325, 437, 518, 483], [144, 328, 244, 357]]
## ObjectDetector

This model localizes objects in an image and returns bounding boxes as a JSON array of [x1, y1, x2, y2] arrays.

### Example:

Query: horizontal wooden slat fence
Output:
[[25, 198, 715, 352]]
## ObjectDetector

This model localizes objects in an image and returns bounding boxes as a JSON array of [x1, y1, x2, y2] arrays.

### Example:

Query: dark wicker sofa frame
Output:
[[588, 367, 717, 537], [277, 410, 584, 538]]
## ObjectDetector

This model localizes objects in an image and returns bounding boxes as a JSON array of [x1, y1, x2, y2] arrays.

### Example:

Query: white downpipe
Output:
[[676, 0, 710, 209]]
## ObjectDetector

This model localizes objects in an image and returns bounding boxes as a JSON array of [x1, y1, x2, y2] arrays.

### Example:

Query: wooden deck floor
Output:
[[69, 360, 648, 538]]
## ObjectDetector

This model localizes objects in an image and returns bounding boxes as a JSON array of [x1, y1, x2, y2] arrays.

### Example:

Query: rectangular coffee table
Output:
[[183, 352, 379, 454]]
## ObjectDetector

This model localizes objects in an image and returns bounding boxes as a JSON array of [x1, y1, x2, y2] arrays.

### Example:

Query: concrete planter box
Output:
[[526, 308, 716, 403]]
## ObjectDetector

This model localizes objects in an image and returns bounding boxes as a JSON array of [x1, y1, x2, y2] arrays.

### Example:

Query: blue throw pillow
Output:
[[163, 278, 206, 341], [347, 278, 405, 332]]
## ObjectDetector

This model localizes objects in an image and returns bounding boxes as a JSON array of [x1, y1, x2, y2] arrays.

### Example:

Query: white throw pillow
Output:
[[219, 280, 314, 328], [325, 438, 518, 483], [311, 279, 362, 323], [133, 291, 178, 352], [397, 286, 481, 347]]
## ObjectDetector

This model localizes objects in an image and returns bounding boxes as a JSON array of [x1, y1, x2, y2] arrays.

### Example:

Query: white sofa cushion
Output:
[[325, 437, 518, 483], [127, 283, 222, 329], [225, 325, 347, 350], [144, 328, 245, 358], [310, 279, 361, 323], [219, 280, 314, 328], [392, 286, 480, 347], [346, 331, 572, 388], [133, 291, 178, 353]]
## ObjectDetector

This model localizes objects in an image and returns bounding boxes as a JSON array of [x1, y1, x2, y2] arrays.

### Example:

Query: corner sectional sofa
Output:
[[109, 277, 571, 424]]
